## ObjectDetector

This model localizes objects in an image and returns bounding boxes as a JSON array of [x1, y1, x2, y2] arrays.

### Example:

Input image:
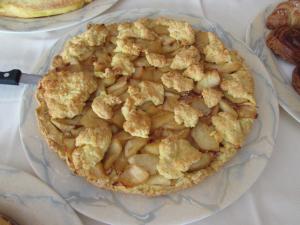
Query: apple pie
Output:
[[36, 18, 257, 196]]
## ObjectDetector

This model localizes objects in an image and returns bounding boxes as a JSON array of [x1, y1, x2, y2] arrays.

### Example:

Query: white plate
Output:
[[20, 9, 279, 225], [0, 164, 83, 225], [246, 4, 300, 123], [0, 0, 118, 33]]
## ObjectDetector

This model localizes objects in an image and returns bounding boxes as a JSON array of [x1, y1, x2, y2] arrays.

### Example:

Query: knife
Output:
[[0, 69, 41, 85]]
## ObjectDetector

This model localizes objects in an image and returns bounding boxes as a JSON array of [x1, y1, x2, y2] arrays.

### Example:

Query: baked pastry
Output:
[[36, 18, 257, 196], [266, 0, 300, 29], [266, 26, 300, 64], [292, 65, 300, 94], [0, 0, 92, 18]]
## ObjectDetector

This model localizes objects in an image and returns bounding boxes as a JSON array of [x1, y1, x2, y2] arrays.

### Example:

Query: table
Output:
[[0, 0, 299, 224]]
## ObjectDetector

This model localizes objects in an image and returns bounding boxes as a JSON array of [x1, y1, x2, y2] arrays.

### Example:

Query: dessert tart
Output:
[[0, 0, 93, 18], [36, 18, 257, 196]]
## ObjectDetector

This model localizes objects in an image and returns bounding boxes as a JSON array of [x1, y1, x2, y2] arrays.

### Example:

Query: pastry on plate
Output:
[[265, 6, 300, 96], [266, 26, 300, 64], [0, 0, 93, 18], [36, 18, 257, 196], [266, 0, 300, 29]]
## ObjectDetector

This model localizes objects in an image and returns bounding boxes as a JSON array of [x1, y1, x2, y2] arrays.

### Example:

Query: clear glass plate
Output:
[[246, 3, 300, 123], [20, 9, 279, 225]]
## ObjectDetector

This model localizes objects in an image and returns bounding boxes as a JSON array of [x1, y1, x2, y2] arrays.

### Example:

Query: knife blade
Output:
[[0, 69, 41, 85]]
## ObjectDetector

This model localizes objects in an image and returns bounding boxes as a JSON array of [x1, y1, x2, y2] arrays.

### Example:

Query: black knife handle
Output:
[[0, 69, 22, 85]]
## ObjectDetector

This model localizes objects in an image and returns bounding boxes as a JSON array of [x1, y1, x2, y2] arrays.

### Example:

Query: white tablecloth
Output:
[[0, 0, 299, 225]]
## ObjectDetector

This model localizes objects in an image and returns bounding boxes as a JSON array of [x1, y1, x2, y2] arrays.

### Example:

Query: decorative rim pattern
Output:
[[0, 0, 118, 33], [0, 164, 83, 225], [246, 4, 300, 123], [20, 9, 279, 225]]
